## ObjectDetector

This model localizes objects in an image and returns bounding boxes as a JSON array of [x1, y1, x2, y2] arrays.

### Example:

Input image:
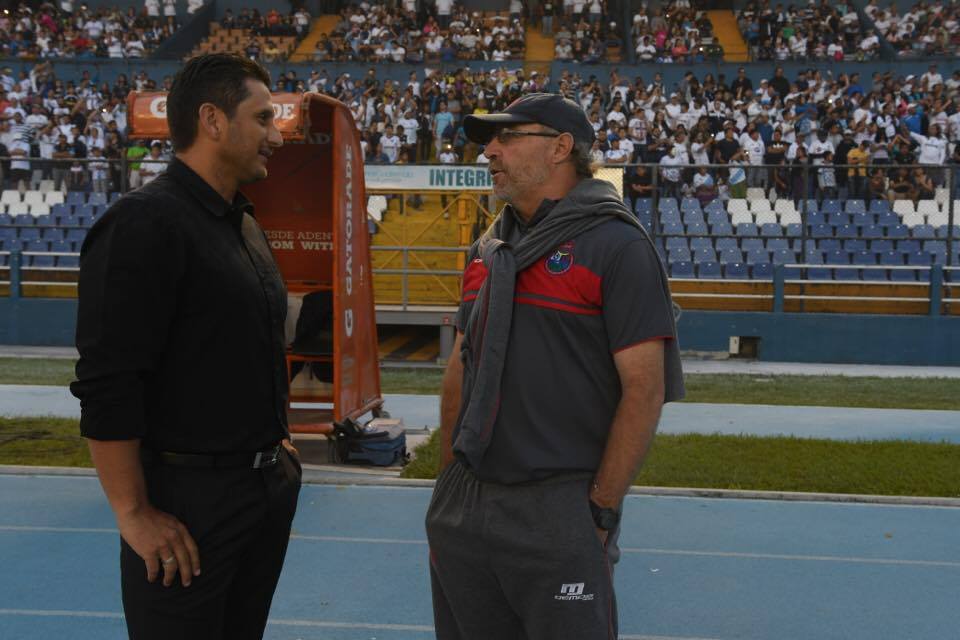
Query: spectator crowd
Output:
[[863, 0, 960, 58]]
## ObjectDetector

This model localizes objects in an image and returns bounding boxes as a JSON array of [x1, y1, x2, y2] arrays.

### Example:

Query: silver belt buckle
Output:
[[253, 445, 280, 469]]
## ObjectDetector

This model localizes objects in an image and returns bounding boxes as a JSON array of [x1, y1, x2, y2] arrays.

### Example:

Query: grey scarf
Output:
[[453, 178, 677, 470]]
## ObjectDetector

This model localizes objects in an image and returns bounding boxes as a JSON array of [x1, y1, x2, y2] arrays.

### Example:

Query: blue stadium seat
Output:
[[803, 199, 819, 214], [670, 261, 694, 277], [843, 239, 867, 253], [862, 266, 888, 281], [704, 200, 726, 215], [869, 200, 892, 214], [871, 239, 894, 253], [690, 237, 713, 250], [851, 212, 875, 228], [836, 224, 858, 238], [877, 212, 899, 227], [18, 227, 41, 242], [711, 221, 734, 236], [860, 224, 884, 240], [34, 214, 53, 226], [65, 229, 87, 244], [828, 212, 851, 226], [771, 249, 796, 265], [682, 210, 705, 226], [88, 192, 108, 206], [821, 200, 842, 214], [719, 248, 743, 264], [766, 238, 790, 251], [760, 223, 782, 237], [0, 213, 12, 225], [715, 237, 738, 252], [669, 247, 692, 263], [806, 266, 832, 280], [59, 214, 80, 227], [785, 223, 802, 237], [77, 214, 94, 228], [693, 248, 717, 264], [923, 241, 947, 264], [736, 222, 759, 236], [50, 240, 71, 254], [751, 262, 774, 279], [746, 249, 770, 264], [681, 198, 701, 212], [810, 223, 833, 238], [0, 227, 17, 243], [109, 191, 122, 204], [890, 267, 917, 282], [42, 228, 64, 242], [660, 210, 681, 224], [666, 237, 689, 251], [880, 251, 903, 266], [888, 224, 910, 239], [65, 192, 86, 206], [687, 222, 708, 236], [13, 214, 33, 226], [76, 203, 97, 218], [698, 261, 722, 279], [825, 250, 850, 265], [805, 248, 824, 264], [662, 221, 685, 235], [634, 198, 653, 214], [912, 224, 936, 239], [844, 200, 867, 214], [636, 211, 652, 231], [57, 255, 79, 267], [819, 238, 842, 253], [834, 267, 860, 281], [806, 211, 826, 226], [908, 251, 933, 266], [853, 251, 876, 265], [707, 210, 729, 226], [51, 203, 72, 218], [741, 238, 765, 252], [898, 239, 921, 254], [724, 262, 749, 279], [658, 198, 679, 212], [935, 225, 959, 238]]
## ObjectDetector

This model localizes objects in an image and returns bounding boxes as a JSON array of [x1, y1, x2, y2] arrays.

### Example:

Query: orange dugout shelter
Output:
[[128, 91, 385, 435]]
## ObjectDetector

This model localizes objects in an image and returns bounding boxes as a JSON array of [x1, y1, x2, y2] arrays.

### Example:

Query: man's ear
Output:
[[553, 132, 575, 165], [197, 103, 224, 142]]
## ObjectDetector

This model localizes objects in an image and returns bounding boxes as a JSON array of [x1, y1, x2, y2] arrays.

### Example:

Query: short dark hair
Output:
[[167, 54, 271, 151]]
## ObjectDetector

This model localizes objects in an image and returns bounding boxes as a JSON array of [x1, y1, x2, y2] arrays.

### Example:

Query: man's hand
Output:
[[595, 527, 609, 548], [117, 505, 200, 587], [281, 438, 299, 460]]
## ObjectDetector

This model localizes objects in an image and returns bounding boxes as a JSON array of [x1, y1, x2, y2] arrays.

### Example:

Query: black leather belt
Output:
[[142, 444, 283, 469]]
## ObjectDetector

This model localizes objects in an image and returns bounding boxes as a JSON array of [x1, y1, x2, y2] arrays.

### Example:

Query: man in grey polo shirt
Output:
[[425, 93, 685, 639]]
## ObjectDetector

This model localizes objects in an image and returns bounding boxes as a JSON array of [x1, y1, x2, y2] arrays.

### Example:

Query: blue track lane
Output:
[[1, 475, 959, 640]]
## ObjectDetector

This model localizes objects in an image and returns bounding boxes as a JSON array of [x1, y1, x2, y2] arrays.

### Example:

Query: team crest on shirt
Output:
[[545, 242, 574, 275]]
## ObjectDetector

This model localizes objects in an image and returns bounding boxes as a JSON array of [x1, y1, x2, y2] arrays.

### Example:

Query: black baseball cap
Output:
[[463, 92, 594, 146]]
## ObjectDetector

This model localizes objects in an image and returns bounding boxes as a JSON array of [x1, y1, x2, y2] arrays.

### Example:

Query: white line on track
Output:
[[0, 609, 721, 639], [4, 526, 959, 569]]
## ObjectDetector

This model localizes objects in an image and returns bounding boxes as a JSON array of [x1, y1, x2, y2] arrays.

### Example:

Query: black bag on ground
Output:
[[332, 419, 409, 467]]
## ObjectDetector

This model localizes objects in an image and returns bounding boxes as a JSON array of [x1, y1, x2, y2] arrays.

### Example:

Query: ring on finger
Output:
[[161, 556, 176, 566]]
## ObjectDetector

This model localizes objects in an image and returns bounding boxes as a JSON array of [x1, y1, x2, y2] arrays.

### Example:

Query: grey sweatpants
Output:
[[425, 461, 620, 640]]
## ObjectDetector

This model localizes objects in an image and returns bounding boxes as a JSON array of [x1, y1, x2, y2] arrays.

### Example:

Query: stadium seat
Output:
[[851, 212, 874, 228], [736, 222, 759, 237], [825, 250, 850, 265], [806, 211, 826, 226], [869, 200, 891, 214], [888, 225, 910, 239], [662, 221, 684, 235], [860, 224, 883, 240], [876, 212, 899, 227], [698, 261, 722, 279], [836, 224, 858, 238], [730, 210, 754, 226], [670, 261, 694, 277], [88, 192, 108, 206], [711, 221, 734, 236], [751, 262, 774, 279], [706, 210, 729, 226], [755, 211, 778, 226], [935, 188, 949, 206], [49, 240, 71, 253], [682, 210, 705, 226], [916, 200, 940, 217], [76, 203, 98, 219], [29, 204, 50, 217], [880, 251, 903, 266], [13, 214, 32, 226], [924, 241, 947, 264], [65, 192, 86, 206], [693, 248, 717, 264], [820, 200, 842, 214], [766, 238, 790, 251], [785, 223, 803, 237], [746, 249, 770, 264], [936, 225, 960, 238], [19, 227, 41, 242], [724, 262, 749, 279], [687, 222, 708, 236], [834, 266, 860, 281], [715, 237, 738, 251], [680, 198, 701, 212], [806, 266, 832, 280], [58, 255, 79, 268], [51, 203, 72, 219], [719, 248, 743, 264], [660, 209, 681, 225], [37, 180, 55, 193], [749, 200, 773, 215], [819, 238, 842, 253], [760, 223, 782, 237], [908, 251, 933, 266], [741, 238, 765, 252], [844, 239, 867, 253], [771, 249, 795, 265], [666, 237, 689, 251], [810, 223, 833, 238], [902, 212, 926, 228], [779, 210, 802, 225], [803, 199, 819, 214], [23, 191, 44, 206], [41, 228, 64, 242], [774, 199, 797, 216], [65, 229, 87, 244], [44, 191, 64, 205], [727, 199, 749, 216], [893, 200, 915, 216], [853, 250, 876, 265], [912, 224, 936, 239], [690, 237, 712, 250], [704, 200, 726, 216], [844, 200, 867, 214], [890, 267, 917, 282], [1, 190, 21, 206], [827, 212, 850, 226], [0, 213, 11, 225], [871, 239, 894, 253], [898, 239, 921, 254], [634, 198, 653, 215], [746, 188, 766, 201], [862, 266, 887, 281], [928, 210, 948, 227], [669, 247, 692, 263]]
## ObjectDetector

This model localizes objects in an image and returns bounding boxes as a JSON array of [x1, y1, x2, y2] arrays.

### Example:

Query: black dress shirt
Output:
[[71, 157, 289, 453]]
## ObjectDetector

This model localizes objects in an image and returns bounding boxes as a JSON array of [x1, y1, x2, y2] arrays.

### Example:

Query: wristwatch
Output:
[[589, 499, 621, 531]]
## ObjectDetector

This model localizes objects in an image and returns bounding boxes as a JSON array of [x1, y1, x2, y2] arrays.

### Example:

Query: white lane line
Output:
[[3, 525, 958, 569], [0, 608, 718, 639], [621, 547, 960, 568]]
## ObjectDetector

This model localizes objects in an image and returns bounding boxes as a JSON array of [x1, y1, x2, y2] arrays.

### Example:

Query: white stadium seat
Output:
[[748, 198, 771, 212], [44, 191, 64, 205], [746, 188, 766, 200], [927, 210, 948, 227], [29, 203, 50, 217], [23, 190, 44, 206], [916, 200, 940, 216], [892, 200, 915, 216], [754, 211, 778, 225], [901, 212, 926, 228], [730, 209, 754, 226], [1, 190, 21, 206], [779, 210, 802, 225], [774, 199, 797, 215], [727, 199, 749, 216]]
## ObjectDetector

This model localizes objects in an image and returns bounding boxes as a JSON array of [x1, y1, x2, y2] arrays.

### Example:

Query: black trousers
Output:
[[120, 447, 302, 640]]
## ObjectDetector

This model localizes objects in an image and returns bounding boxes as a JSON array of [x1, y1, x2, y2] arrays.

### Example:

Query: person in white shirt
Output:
[[187, 0, 203, 13], [671, 131, 691, 164], [139, 143, 168, 185], [145, 0, 160, 17], [659, 147, 685, 200], [163, 0, 176, 17], [909, 123, 948, 184], [742, 129, 766, 187], [604, 138, 629, 163], [125, 35, 146, 58], [397, 110, 419, 149], [379, 124, 401, 163], [89, 147, 111, 193], [921, 65, 943, 91], [860, 29, 879, 56], [407, 71, 420, 97], [438, 144, 457, 164], [806, 131, 834, 165]]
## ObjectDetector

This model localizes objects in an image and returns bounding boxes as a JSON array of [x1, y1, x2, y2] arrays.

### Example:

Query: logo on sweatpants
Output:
[[554, 582, 595, 601]]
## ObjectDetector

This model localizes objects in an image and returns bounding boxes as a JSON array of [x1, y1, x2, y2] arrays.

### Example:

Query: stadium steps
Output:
[[291, 15, 340, 61], [524, 28, 555, 73], [707, 10, 748, 62]]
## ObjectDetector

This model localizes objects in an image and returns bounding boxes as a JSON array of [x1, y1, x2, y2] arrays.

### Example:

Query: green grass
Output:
[[0, 358, 77, 386], [400, 430, 960, 498], [0, 417, 90, 467]]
